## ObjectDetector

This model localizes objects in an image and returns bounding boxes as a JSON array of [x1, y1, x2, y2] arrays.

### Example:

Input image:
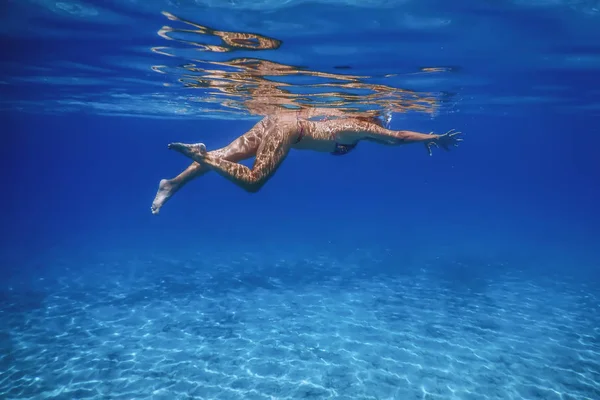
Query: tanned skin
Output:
[[151, 110, 462, 214]]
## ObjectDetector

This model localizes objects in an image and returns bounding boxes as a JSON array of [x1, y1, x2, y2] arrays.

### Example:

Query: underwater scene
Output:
[[1, 0, 600, 399]]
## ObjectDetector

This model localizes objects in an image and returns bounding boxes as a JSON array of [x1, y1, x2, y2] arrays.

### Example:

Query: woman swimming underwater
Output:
[[151, 108, 462, 214]]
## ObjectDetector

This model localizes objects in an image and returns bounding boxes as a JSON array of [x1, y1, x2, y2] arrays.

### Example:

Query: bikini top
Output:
[[295, 120, 357, 155]]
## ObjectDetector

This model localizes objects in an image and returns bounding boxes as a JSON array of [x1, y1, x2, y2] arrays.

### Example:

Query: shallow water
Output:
[[2, 1, 600, 399], [2, 248, 599, 399]]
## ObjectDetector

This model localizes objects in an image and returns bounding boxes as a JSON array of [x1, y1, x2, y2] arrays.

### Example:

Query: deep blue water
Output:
[[2, 1, 600, 399]]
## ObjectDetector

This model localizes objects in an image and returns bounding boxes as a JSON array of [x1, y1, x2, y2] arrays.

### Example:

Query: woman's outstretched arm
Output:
[[329, 119, 463, 155]]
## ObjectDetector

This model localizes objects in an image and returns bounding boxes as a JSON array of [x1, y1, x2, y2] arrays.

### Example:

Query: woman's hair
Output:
[[355, 115, 384, 127]]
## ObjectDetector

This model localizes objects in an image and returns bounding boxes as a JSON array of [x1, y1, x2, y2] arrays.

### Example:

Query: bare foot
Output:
[[168, 142, 207, 164], [151, 179, 177, 215]]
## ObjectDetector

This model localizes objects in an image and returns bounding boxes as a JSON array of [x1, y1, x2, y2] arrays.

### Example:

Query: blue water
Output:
[[2, 1, 600, 399]]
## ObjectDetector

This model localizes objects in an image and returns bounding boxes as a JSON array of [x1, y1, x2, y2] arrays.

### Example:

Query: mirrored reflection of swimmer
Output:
[[151, 109, 462, 214]]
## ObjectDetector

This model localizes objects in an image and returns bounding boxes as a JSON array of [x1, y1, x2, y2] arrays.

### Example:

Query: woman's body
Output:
[[151, 111, 462, 214]]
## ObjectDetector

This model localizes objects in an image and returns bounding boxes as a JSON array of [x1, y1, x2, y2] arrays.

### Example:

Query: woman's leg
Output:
[[151, 124, 264, 214], [168, 126, 296, 193]]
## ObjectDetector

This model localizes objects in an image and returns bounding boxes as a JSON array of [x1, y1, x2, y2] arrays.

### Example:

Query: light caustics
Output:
[[152, 11, 455, 118]]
